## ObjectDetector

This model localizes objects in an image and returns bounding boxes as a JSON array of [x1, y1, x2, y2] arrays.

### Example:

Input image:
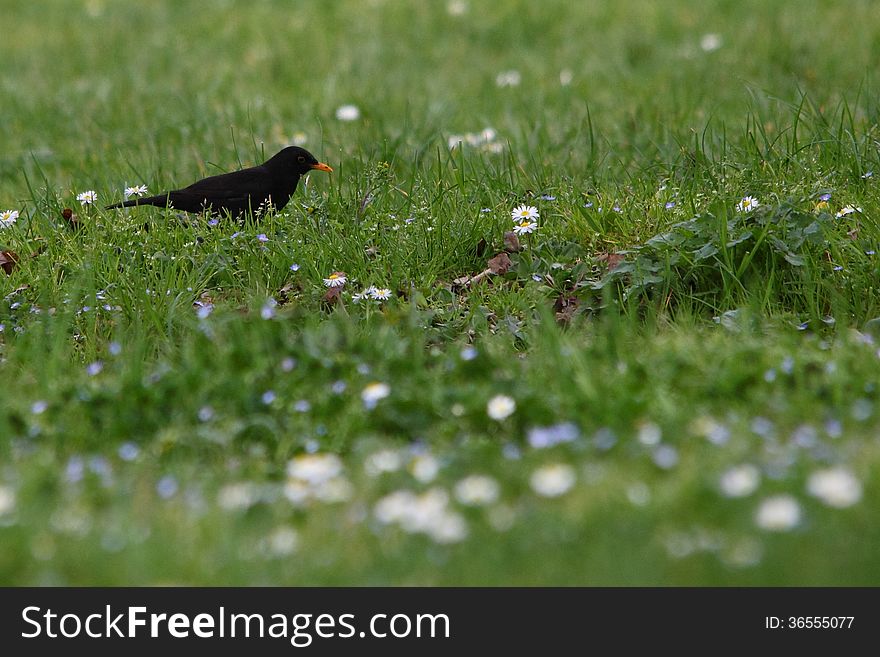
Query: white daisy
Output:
[[513, 219, 538, 235], [323, 272, 347, 287], [0, 209, 19, 228], [495, 70, 521, 87], [806, 467, 862, 508], [76, 190, 98, 206], [511, 204, 539, 221], [454, 474, 500, 507], [486, 394, 516, 420], [700, 33, 723, 52], [124, 184, 148, 199], [755, 495, 801, 532], [719, 464, 760, 498], [361, 382, 391, 409], [286, 453, 344, 485], [530, 463, 576, 498], [736, 196, 759, 212], [371, 287, 392, 300], [335, 104, 360, 121], [836, 205, 862, 218]]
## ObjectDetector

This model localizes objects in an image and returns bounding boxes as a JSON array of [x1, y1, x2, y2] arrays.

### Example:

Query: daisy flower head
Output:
[[511, 205, 539, 222], [361, 381, 391, 409], [0, 209, 19, 228], [370, 287, 392, 301], [836, 205, 862, 218], [736, 196, 759, 213], [335, 104, 360, 122], [487, 394, 516, 421], [495, 70, 521, 87], [513, 219, 538, 235], [323, 271, 347, 288], [76, 190, 98, 206], [124, 184, 148, 199]]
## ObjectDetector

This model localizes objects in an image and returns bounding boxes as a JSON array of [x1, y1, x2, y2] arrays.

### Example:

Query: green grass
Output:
[[1, 0, 880, 585]]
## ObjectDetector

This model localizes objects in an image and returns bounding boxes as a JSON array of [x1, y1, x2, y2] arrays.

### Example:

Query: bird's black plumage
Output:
[[106, 146, 332, 217]]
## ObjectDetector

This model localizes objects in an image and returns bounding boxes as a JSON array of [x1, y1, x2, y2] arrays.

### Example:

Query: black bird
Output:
[[105, 146, 333, 217]]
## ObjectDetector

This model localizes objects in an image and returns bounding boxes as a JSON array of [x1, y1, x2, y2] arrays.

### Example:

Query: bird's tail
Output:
[[105, 195, 171, 210]]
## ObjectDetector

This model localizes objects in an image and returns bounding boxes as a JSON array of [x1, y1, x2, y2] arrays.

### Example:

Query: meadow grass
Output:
[[1, 0, 879, 585]]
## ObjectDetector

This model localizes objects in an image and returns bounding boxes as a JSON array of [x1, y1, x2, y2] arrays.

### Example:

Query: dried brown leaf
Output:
[[322, 285, 344, 307], [553, 294, 580, 325], [0, 250, 19, 275], [61, 207, 83, 230], [596, 252, 626, 272], [503, 231, 521, 253], [487, 252, 512, 275]]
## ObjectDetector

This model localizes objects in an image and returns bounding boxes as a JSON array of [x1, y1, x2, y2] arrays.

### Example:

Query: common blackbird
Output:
[[105, 146, 332, 217]]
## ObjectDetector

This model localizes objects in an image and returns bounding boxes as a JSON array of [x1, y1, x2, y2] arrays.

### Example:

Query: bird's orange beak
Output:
[[310, 162, 333, 173]]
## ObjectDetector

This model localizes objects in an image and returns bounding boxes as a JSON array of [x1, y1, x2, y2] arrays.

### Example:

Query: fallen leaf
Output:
[[596, 252, 626, 272], [487, 252, 512, 275], [553, 294, 580, 324], [61, 207, 82, 230], [0, 250, 19, 275], [322, 285, 344, 307], [276, 282, 298, 305], [503, 231, 521, 253]]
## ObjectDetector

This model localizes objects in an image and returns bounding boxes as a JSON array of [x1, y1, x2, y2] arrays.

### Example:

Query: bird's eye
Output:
[[297, 156, 305, 163]]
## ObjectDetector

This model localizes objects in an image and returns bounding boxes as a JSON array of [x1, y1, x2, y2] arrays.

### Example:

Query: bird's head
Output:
[[273, 146, 333, 176]]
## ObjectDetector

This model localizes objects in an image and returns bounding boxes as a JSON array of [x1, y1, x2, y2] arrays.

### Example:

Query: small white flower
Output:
[[373, 488, 468, 544], [486, 394, 515, 420], [447, 0, 467, 15], [361, 381, 391, 408], [335, 104, 361, 121], [836, 205, 862, 218], [736, 196, 759, 212], [370, 287, 392, 300], [700, 33, 723, 52], [806, 467, 862, 508], [124, 184, 148, 199], [755, 495, 801, 532], [637, 422, 662, 446], [559, 69, 573, 86], [0, 485, 15, 515], [511, 204, 539, 221], [286, 453, 344, 485], [410, 454, 440, 483], [217, 482, 260, 511], [76, 190, 98, 206], [447, 134, 464, 149], [495, 70, 521, 87], [323, 272, 347, 287], [513, 220, 538, 235], [0, 210, 19, 228], [292, 131, 308, 146], [364, 449, 403, 477], [719, 464, 761, 498], [454, 474, 500, 506], [265, 526, 299, 556], [530, 463, 576, 498]]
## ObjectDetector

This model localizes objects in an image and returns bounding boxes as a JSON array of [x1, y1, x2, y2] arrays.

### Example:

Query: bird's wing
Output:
[[178, 165, 271, 200]]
